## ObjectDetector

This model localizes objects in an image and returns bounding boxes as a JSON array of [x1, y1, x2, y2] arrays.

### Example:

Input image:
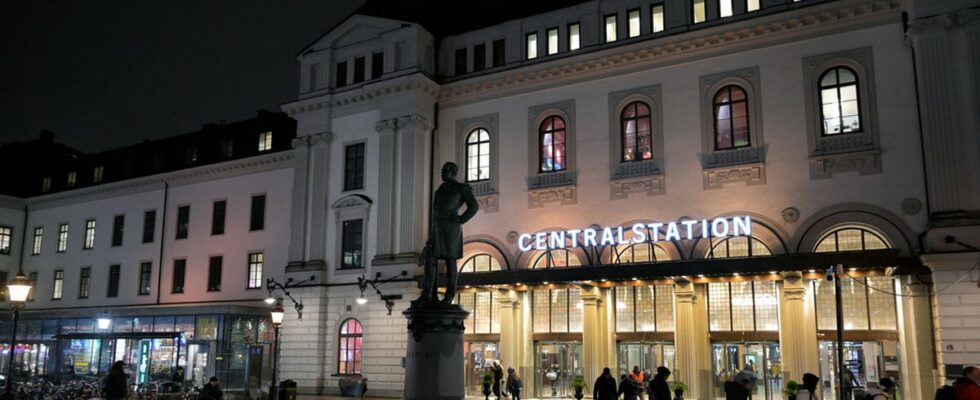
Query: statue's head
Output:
[[441, 162, 458, 182]]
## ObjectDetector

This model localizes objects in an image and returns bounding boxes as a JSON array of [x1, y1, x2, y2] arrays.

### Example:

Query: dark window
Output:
[[207, 256, 222, 292], [344, 143, 365, 191], [308, 63, 318, 91], [79, 267, 91, 299], [713, 85, 751, 150], [353, 56, 365, 83], [250, 195, 266, 231], [211, 200, 226, 235], [621, 102, 653, 162], [138, 262, 152, 295], [819, 67, 862, 135], [220, 139, 234, 158], [107, 265, 120, 298], [176, 205, 190, 239], [0, 270, 8, 300], [492, 39, 506, 67], [142, 210, 156, 243], [455, 48, 467, 76], [0, 226, 11, 254], [473, 43, 486, 72], [539, 116, 567, 172], [52, 270, 63, 300], [336, 61, 348, 87], [341, 219, 363, 270], [172, 259, 186, 294], [185, 147, 198, 164], [371, 52, 384, 79], [111, 215, 125, 247], [338, 318, 363, 374], [28, 272, 37, 301]]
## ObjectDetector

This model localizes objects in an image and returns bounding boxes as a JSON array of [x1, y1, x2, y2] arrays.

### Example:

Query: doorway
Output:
[[618, 342, 675, 377], [817, 340, 900, 400], [711, 342, 782, 400], [463, 342, 500, 396], [186, 341, 214, 387], [534, 342, 582, 398]]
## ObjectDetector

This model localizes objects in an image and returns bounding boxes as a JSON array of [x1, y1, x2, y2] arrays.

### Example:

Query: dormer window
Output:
[[526, 33, 538, 59], [605, 14, 618, 42], [258, 131, 273, 152], [66, 171, 77, 187], [353, 56, 365, 83], [547, 28, 559, 55], [628, 9, 641, 38], [93, 166, 104, 183], [336, 61, 348, 87], [569, 23, 581, 51], [42, 177, 51, 192]]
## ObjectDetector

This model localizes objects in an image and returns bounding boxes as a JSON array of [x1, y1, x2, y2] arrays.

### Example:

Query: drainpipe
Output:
[[156, 182, 169, 304]]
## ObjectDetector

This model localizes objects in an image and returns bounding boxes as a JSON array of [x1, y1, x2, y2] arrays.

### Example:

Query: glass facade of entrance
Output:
[[534, 342, 582, 398]]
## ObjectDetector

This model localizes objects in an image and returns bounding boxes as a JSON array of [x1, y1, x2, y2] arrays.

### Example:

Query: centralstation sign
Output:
[[518, 215, 753, 251]]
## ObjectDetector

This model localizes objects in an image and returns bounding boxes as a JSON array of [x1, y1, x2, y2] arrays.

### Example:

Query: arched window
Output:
[[465, 128, 491, 182], [812, 226, 896, 331], [819, 67, 861, 135], [539, 116, 566, 172], [814, 226, 888, 252], [713, 85, 750, 150], [613, 243, 670, 264], [621, 102, 652, 162], [532, 249, 580, 268], [706, 236, 771, 258], [338, 318, 362, 374], [460, 254, 502, 273]]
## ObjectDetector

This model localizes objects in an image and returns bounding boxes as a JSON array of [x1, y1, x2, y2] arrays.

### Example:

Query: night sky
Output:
[[0, 0, 361, 153]]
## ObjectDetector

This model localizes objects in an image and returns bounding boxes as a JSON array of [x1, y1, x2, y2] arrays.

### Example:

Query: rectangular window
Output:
[[258, 131, 273, 151], [568, 23, 580, 51], [371, 52, 384, 79], [207, 256, 222, 292], [28, 272, 37, 301], [176, 205, 189, 239], [172, 259, 186, 294], [547, 28, 558, 55], [719, 0, 733, 17], [107, 265, 120, 298], [526, 33, 538, 59], [93, 166, 104, 183], [605, 14, 618, 42], [79, 267, 91, 299], [473, 43, 486, 71], [42, 177, 51, 192], [111, 215, 124, 247], [142, 210, 156, 243], [138, 262, 152, 295], [185, 147, 198, 164], [492, 39, 505, 67], [83, 219, 96, 249], [250, 195, 266, 231], [31, 227, 42, 255], [57, 223, 69, 252], [336, 61, 348, 87], [66, 171, 77, 187], [341, 219, 363, 269], [747, 0, 760, 12], [454, 48, 467, 75], [0, 271, 6, 301], [693, 0, 706, 23], [52, 270, 64, 300], [353, 56, 365, 83], [211, 200, 226, 235], [0, 226, 10, 255], [344, 143, 365, 191], [708, 282, 731, 331], [628, 9, 641, 37], [652, 4, 665, 33], [308, 63, 318, 91], [220, 139, 234, 158], [247, 252, 263, 289]]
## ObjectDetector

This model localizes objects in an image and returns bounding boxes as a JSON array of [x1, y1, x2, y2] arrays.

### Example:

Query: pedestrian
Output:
[[101, 361, 128, 400], [641, 369, 652, 400], [649, 366, 671, 400], [954, 366, 980, 400], [593, 368, 618, 400], [795, 373, 819, 400], [505, 367, 523, 400], [491, 361, 504, 399], [200, 376, 224, 400], [171, 366, 185, 383], [620, 374, 640, 400], [725, 373, 751, 400], [843, 368, 858, 400], [631, 366, 646, 398], [864, 378, 895, 400]]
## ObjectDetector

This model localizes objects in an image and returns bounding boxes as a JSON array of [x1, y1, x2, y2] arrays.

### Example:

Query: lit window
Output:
[[258, 131, 273, 151], [621, 101, 653, 162], [83, 219, 96, 249], [456, 291, 501, 334], [652, 5, 665, 33], [532, 249, 580, 268], [465, 129, 491, 182], [568, 23, 580, 51], [713, 85, 751, 150], [538, 116, 567, 172], [138, 262, 152, 295], [814, 227, 888, 253], [719, 0, 733, 17], [628, 9, 641, 38], [42, 177, 51, 192], [531, 289, 583, 333], [747, 0, 760, 12], [79, 267, 91, 299], [615, 285, 675, 332], [338, 318, 363, 374], [526, 33, 538, 59], [460, 254, 501, 272], [341, 219, 363, 269], [53, 270, 63, 300], [613, 243, 670, 263], [31, 227, 42, 255], [93, 166, 104, 183], [0, 226, 10, 254], [693, 0, 706, 23], [547, 28, 558, 55], [706, 236, 771, 258], [57, 223, 69, 252], [27, 272, 37, 301], [708, 281, 778, 331], [247, 252, 264, 289], [605, 14, 618, 42], [819, 67, 862, 135], [66, 171, 77, 187]]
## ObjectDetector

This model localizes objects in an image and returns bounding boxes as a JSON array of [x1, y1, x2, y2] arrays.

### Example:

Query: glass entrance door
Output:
[[818, 340, 900, 400], [534, 342, 582, 398], [618, 342, 675, 377], [711, 342, 781, 400], [463, 342, 499, 396], [186, 342, 213, 387]]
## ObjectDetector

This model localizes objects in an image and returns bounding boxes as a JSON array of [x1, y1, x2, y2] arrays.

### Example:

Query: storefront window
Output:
[[615, 285, 674, 332], [532, 289, 583, 333], [154, 316, 176, 332], [709, 281, 779, 331], [60, 319, 77, 335], [196, 316, 218, 340], [176, 316, 195, 340], [134, 317, 153, 332], [114, 318, 134, 332]]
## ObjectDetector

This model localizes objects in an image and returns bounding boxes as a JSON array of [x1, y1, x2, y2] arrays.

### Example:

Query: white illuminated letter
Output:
[[567, 229, 581, 247], [616, 226, 630, 245], [648, 223, 663, 241], [711, 218, 730, 237], [518, 234, 534, 251], [583, 228, 598, 247], [733, 215, 752, 236], [701, 220, 709, 239], [535, 232, 547, 250], [631, 223, 647, 243], [681, 220, 698, 240], [549, 231, 567, 249], [601, 227, 615, 246], [664, 222, 681, 241]]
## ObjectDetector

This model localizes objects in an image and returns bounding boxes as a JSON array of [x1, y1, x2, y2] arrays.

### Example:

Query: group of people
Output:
[[99, 360, 224, 400], [593, 365, 677, 400], [485, 361, 524, 400]]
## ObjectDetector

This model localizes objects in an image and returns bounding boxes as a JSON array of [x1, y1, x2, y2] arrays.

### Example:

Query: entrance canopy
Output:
[[53, 331, 182, 340]]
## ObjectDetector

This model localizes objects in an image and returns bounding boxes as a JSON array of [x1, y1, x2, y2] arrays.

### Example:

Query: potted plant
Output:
[[481, 371, 494, 400], [569, 377, 587, 400], [670, 380, 688, 399], [338, 376, 368, 397], [782, 380, 799, 400]]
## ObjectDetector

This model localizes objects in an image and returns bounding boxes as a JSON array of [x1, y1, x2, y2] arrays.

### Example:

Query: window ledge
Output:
[[813, 132, 875, 156], [526, 170, 577, 190], [469, 181, 496, 196], [701, 147, 764, 170], [611, 160, 662, 180]]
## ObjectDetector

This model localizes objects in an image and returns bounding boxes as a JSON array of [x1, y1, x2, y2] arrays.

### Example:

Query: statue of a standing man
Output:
[[419, 162, 479, 305]]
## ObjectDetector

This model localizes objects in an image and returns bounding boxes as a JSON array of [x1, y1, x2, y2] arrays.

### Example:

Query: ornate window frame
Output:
[[802, 47, 881, 179], [332, 194, 372, 274], [699, 67, 766, 189], [455, 114, 499, 212], [337, 318, 363, 375], [526, 100, 577, 208], [608, 85, 665, 199]]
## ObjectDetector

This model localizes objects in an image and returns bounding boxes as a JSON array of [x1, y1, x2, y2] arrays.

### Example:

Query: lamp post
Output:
[[269, 301, 284, 400], [3, 272, 33, 399], [96, 313, 111, 374]]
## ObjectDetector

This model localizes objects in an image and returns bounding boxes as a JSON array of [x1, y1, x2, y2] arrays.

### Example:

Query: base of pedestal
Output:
[[403, 303, 469, 400]]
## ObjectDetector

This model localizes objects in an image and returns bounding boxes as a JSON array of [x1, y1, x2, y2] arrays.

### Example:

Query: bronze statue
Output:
[[417, 162, 479, 305]]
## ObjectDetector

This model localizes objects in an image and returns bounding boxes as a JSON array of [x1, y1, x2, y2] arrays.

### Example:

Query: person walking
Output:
[[954, 366, 980, 400], [200, 377, 223, 400], [491, 361, 504, 400], [101, 361, 129, 400], [725, 374, 751, 400], [505, 368, 523, 400], [794, 373, 819, 400], [593, 368, 618, 400], [642, 369, 652, 400], [649, 367, 671, 400], [620, 374, 640, 400], [864, 378, 895, 400]]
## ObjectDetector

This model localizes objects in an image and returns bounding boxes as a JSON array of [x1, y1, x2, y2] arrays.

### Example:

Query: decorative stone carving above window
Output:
[[526, 170, 577, 190], [610, 175, 665, 200], [528, 186, 576, 209], [703, 164, 765, 190], [698, 67, 767, 190]]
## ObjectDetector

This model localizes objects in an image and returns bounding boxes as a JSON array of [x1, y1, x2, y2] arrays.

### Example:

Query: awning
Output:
[[53, 331, 182, 340]]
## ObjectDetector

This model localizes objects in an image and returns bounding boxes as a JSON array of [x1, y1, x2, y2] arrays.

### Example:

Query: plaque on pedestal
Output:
[[403, 304, 469, 400]]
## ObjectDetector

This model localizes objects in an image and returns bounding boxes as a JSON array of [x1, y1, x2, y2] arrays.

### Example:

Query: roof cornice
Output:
[[282, 73, 440, 118]]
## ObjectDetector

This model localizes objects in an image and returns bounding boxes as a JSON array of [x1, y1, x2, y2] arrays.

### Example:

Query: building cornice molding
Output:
[[0, 195, 25, 210], [282, 74, 440, 118]]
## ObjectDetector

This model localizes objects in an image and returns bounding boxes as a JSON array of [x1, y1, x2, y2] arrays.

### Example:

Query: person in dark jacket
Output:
[[593, 368, 618, 400], [954, 366, 980, 400], [724, 375, 751, 400], [101, 361, 129, 400], [649, 366, 672, 400], [620, 374, 639, 400], [200, 377, 223, 400], [491, 362, 504, 399], [505, 368, 523, 400]]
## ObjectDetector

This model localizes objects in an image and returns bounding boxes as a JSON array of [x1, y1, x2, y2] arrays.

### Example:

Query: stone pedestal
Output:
[[403, 304, 470, 400]]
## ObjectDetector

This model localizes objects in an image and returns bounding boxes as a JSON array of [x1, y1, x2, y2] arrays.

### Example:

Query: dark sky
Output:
[[0, 0, 361, 153]]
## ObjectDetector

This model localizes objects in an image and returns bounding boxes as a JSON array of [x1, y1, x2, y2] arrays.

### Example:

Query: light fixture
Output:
[[97, 312, 111, 330], [264, 297, 277, 305], [542, 281, 549, 285], [270, 303, 285, 326], [356, 296, 368, 305], [6, 272, 32, 303]]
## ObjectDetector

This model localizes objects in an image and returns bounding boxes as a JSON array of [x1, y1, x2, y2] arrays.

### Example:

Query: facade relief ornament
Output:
[[610, 175, 665, 200], [507, 231, 519, 244], [374, 118, 398, 133], [809, 150, 881, 179], [476, 194, 499, 213], [901, 197, 923, 216], [528, 186, 576, 209], [702, 164, 766, 190], [396, 114, 433, 132], [781, 207, 801, 223], [290, 136, 311, 149], [308, 132, 333, 146]]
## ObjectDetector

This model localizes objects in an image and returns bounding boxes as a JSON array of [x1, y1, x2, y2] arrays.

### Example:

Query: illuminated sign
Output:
[[137, 340, 150, 384], [518, 215, 752, 252]]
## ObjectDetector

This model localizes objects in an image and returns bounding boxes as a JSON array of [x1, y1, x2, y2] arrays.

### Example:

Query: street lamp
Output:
[[269, 300, 285, 400], [96, 313, 111, 374], [3, 271, 33, 399]]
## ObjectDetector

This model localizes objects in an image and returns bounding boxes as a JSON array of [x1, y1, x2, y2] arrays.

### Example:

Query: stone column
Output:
[[519, 291, 536, 397], [305, 133, 332, 266], [287, 136, 311, 265], [373, 119, 397, 262], [581, 286, 605, 390], [394, 115, 431, 261], [674, 279, 710, 399], [896, 275, 938, 400], [778, 273, 819, 381], [497, 289, 520, 371], [403, 305, 470, 400]]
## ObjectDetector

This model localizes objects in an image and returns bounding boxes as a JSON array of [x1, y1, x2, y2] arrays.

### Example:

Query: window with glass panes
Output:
[[211, 200, 226, 235], [532, 249, 580, 268], [143, 210, 156, 243], [172, 259, 186, 293], [250, 194, 266, 231], [538, 115, 567, 172], [344, 143, 365, 191], [138, 262, 152, 295], [628, 9, 640, 37], [460, 254, 501, 273], [568, 23, 580, 51], [747, 0, 760, 12], [693, 0, 706, 23], [57, 223, 69, 252], [258, 131, 273, 151], [713, 85, 751, 150], [28, 272, 37, 301], [547, 28, 558, 55], [338, 318, 363, 374], [247, 252, 263, 289], [651, 4, 665, 32], [465, 129, 491, 182], [0, 226, 10, 254], [341, 219, 363, 269], [79, 267, 91, 298], [83, 219, 96, 249], [52, 270, 64, 299], [706, 236, 771, 258], [532, 288, 583, 333], [207, 256, 222, 292], [176, 206, 190, 239], [707, 281, 779, 331], [32, 227, 42, 255], [621, 101, 653, 162], [812, 226, 896, 330], [605, 14, 617, 42], [612, 243, 670, 264], [615, 285, 675, 332], [819, 67, 862, 135], [111, 215, 124, 246], [719, 0, 733, 17], [526, 33, 538, 59], [456, 291, 501, 334], [93, 166, 104, 182], [107, 265, 120, 298]]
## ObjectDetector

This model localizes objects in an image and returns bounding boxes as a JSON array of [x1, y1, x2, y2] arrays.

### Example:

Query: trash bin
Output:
[[278, 380, 297, 400]]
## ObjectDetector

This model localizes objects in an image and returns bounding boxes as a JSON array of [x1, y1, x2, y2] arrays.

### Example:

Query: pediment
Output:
[[331, 194, 373, 209], [307, 15, 405, 52]]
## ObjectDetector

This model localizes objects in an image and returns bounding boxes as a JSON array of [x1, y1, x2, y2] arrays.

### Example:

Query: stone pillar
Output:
[[287, 136, 311, 265], [403, 305, 470, 400], [519, 291, 536, 397], [373, 119, 397, 262], [603, 288, 618, 374], [896, 275, 938, 400], [581, 286, 605, 391], [394, 115, 431, 261], [278, 272, 329, 395], [778, 273, 819, 381], [305, 133, 332, 265], [674, 279, 710, 399], [497, 289, 520, 371]]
